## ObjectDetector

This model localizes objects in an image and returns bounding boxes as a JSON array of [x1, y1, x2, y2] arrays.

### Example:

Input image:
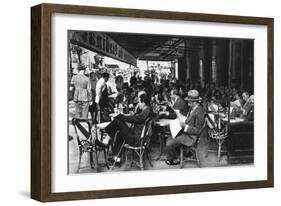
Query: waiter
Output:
[[95, 72, 110, 122]]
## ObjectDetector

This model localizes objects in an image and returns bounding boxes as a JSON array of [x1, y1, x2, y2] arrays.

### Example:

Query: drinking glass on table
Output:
[[114, 104, 118, 114], [114, 102, 120, 114]]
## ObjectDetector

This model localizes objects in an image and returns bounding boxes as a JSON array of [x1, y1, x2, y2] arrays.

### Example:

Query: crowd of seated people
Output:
[[101, 72, 255, 126], [85, 70, 254, 167], [230, 91, 254, 121]]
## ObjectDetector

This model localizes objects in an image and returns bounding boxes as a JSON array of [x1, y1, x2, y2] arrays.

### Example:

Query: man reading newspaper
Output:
[[165, 90, 205, 166]]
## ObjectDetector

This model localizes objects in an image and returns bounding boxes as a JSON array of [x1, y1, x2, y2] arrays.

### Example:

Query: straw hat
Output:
[[185, 90, 202, 102]]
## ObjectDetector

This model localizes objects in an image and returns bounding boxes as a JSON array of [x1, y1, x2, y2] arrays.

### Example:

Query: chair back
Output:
[[205, 112, 227, 139], [72, 118, 92, 146], [133, 113, 156, 149], [140, 113, 156, 139], [193, 114, 208, 147], [205, 112, 222, 130], [108, 97, 116, 113]]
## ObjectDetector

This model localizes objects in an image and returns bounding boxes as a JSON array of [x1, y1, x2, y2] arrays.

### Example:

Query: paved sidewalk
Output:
[[68, 128, 233, 174]]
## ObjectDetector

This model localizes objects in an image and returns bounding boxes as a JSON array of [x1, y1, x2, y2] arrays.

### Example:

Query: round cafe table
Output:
[[109, 111, 134, 120], [96, 121, 111, 130], [108, 93, 117, 98], [109, 113, 119, 120], [155, 118, 173, 127], [222, 117, 245, 124]]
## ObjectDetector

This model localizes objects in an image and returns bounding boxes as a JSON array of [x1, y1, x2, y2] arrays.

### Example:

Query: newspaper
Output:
[[168, 109, 186, 138], [169, 119, 182, 139]]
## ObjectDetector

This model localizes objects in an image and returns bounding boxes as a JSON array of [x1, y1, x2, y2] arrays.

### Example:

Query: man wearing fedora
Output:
[[165, 89, 205, 165]]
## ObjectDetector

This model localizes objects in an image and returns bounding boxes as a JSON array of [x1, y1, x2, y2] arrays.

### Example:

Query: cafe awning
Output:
[[69, 30, 203, 65], [106, 33, 186, 61]]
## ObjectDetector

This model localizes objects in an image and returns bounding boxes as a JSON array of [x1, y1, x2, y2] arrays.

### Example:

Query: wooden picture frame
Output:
[[31, 3, 274, 202]]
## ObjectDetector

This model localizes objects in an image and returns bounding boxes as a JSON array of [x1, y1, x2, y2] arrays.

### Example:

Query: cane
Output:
[[110, 140, 125, 171]]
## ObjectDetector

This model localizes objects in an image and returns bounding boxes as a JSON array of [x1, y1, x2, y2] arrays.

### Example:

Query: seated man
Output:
[[159, 88, 189, 119], [165, 90, 205, 165], [242, 94, 254, 121], [208, 96, 225, 114], [241, 92, 252, 117], [104, 91, 152, 166], [170, 88, 189, 116], [230, 92, 243, 108], [230, 91, 252, 119]]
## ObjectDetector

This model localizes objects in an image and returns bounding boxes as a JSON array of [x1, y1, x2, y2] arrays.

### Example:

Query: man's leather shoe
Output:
[[184, 150, 194, 158], [165, 160, 180, 166], [108, 157, 121, 167], [108, 157, 114, 164], [114, 161, 122, 168]]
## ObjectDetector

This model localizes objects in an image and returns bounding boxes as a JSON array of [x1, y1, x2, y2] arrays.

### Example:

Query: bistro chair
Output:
[[72, 118, 95, 173], [124, 114, 155, 170], [179, 122, 206, 169], [205, 112, 228, 161]]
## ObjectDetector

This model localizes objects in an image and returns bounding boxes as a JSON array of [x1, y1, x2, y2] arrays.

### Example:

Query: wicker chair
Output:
[[179, 127, 206, 168], [205, 112, 228, 161], [123, 114, 155, 170], [72, 118, 95, 172]]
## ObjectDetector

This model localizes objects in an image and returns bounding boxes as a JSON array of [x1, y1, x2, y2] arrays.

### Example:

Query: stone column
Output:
[[211, 39, 217, 83], [199, 44, 204, 88], [185, 39, 190, 81], [177, 39, 190, 84], [231, 39, 237, 87]]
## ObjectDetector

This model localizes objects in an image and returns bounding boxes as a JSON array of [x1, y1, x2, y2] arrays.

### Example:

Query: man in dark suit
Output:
[[241, 91, 253, 117], [165, 90, 205, 165], [171, 88, 189, 116], [159, 88, 189, 119], [105, 91, 152, 165], [243, 94, 254, 121], [130, 71, 138, 86]]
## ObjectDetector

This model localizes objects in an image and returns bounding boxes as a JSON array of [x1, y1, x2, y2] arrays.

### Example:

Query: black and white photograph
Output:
[[28, 1, 274, 202], [67, 30, 254, 174], [1, 0, 278, 204]]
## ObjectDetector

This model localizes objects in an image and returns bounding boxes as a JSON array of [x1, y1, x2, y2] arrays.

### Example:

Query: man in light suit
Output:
[[165, 90, 205, 165], [70, 65, 92, 118]]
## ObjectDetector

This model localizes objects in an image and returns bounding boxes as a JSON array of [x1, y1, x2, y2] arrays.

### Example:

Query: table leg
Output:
[[217, 140, 223, 161], [159, 134, 163, 156]]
